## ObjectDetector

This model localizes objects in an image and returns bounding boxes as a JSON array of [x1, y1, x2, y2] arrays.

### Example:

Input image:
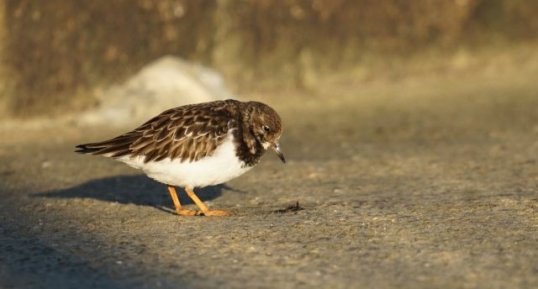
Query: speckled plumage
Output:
[[76, 99, 283, 166]]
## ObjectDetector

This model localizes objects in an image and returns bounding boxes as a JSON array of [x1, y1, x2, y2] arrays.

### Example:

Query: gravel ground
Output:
[[1, 70, 537, 289]]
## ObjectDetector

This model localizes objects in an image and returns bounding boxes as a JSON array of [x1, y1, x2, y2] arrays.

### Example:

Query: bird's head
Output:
[[246, 101, 285, 163]]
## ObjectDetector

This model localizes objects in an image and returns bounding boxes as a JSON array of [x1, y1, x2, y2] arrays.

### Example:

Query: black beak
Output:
[[272, 143, 286, 163]]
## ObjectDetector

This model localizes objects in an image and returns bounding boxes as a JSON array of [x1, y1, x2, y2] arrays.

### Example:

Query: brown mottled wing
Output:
[[76, 100, 238, 163]]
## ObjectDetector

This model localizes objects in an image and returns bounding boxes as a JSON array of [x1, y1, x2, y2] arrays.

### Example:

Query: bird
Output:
[[75, 99, 285, 217]]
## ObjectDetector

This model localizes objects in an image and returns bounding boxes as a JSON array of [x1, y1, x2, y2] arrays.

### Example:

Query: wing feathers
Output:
[[75, 100, 239, 163]]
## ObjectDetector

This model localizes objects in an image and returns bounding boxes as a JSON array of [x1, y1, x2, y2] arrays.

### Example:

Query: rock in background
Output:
[[79, 56, 233, 127]]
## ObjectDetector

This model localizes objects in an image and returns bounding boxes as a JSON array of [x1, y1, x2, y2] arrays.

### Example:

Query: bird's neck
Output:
[[234, 109, 265, 167]]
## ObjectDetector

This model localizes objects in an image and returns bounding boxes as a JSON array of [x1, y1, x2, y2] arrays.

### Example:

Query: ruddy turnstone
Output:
[[76, 99, 285, 217]]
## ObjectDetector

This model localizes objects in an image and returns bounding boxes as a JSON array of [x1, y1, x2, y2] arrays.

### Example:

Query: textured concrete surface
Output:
[[1, 70, 537, 289]]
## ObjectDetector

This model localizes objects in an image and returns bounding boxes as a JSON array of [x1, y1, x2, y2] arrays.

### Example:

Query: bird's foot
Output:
[[202, 210, 232, 217], [175, 209, 201, 216]]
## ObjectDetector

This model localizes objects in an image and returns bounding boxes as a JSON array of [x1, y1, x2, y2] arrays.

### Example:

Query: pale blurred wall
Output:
[[1, 0, 538, 117]]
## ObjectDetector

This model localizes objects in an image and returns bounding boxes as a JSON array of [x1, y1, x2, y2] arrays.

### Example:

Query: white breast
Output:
[[118, 133, 252, 188]]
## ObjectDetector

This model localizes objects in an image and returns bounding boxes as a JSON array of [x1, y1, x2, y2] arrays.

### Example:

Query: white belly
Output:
[[118, 135, 252, 188]]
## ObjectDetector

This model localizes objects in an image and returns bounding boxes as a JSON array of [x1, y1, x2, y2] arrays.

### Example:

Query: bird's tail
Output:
[[75, 143, 100, 154], [75, 134, 137, 158]]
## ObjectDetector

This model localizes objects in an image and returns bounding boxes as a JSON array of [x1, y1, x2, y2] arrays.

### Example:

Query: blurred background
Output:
[[1, 2, 538, 288], [1, 0, 538, 118]]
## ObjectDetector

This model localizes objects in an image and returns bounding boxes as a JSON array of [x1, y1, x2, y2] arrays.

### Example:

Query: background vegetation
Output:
[[1, 0, 538, 116]]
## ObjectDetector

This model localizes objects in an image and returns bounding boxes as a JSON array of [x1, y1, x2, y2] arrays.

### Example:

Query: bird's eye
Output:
[[263, 125, 270, 132]]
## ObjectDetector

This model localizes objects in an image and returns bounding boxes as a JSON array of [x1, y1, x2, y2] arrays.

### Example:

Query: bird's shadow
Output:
[[34, 175, 241, 215]]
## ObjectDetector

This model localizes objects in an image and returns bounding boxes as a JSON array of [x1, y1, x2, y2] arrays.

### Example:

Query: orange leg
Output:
[[184, 186, 231, 216], [167, 185, 199, 216]]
